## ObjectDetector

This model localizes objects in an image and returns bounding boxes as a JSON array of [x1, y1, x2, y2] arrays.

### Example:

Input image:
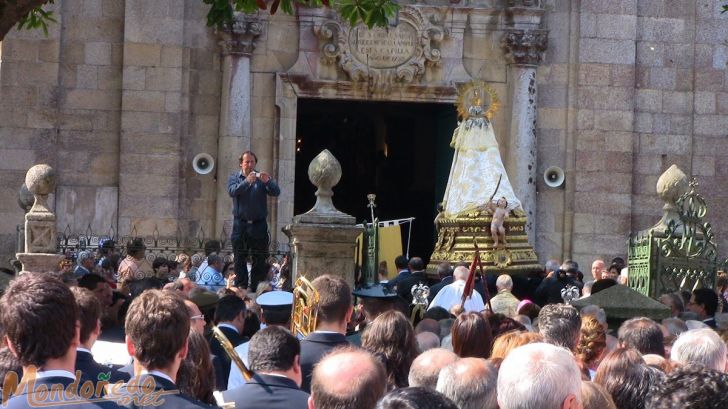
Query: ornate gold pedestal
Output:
[[427, 210, 541, 276]]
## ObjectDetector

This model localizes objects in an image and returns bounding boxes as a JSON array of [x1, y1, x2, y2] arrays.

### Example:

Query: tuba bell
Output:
[[291, 275, 319, 337]]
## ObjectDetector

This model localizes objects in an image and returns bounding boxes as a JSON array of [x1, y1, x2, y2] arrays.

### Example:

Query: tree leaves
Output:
[[16, 0, 56, 36]]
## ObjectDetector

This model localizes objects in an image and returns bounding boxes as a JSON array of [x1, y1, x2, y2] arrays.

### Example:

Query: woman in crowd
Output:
[[176, 330, 216, 405], [595, 348, 664, 409], [451, 312, 493, 359], [362, 310, 419, 390], [117, 238, 153, 294], [576, 315, 607, 380]]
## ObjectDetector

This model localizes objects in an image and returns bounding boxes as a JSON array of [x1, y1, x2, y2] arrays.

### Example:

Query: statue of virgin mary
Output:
[[442, 82, 522, 216]]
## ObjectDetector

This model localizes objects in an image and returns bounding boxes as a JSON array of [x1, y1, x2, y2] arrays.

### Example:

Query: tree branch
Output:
[[0, 0, 52, 40]]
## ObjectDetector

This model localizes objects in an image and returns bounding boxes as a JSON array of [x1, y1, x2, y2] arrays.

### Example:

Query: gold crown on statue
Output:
[[456, 80, 500, 121]]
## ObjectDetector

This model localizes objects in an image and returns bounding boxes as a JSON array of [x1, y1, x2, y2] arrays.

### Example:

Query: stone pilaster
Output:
[[215, 15, 264, 237], [502, 27, 547, 245]]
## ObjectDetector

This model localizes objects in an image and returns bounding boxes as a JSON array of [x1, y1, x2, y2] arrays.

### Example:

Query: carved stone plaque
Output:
[[349, 24, 418, 69], [315, 6, 446, 95]]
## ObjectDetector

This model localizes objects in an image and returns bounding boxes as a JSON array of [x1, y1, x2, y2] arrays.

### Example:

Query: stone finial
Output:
[[652, 164, 689, 234], [25, 164, 56, 216], [18, 183, 34, 213], [294, 149, 354, 224], [218, 13, 263, 56], [502, 29, 548, 66]]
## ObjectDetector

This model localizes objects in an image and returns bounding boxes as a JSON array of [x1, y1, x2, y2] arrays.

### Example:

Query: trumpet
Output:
[[291, 276, 319, 337], [212, 326, 254, 381]]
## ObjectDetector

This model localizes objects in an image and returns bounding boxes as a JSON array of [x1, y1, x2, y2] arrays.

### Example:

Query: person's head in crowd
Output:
[[490, 330, 543, 360], [125, 290, 190, 379], [617, 317, 665, 357], [256, 290, 293, 327], [595, 355, 663, 409], [498, 343, 582, 409], [512, 315, 532, 331], [604, 264, 620, 281], [436, 358, 498, 409], [495, 274, 514, 293], [70, 287, 102, 350], [152, 257, 170, 280], [415, 318, 440, 335], [362, 310, 419, 389], [173, 277, 197, 296], [424, 307, 451, 322], [408, 257, 425, 272], [126, 238, 146, 259], [486, 313, 526, 339], [394, 255, 409, 272], [309, 347, 386, 409], [646, 364, 728, 409], [176, 330, 215, 405], [577, 315, 607, 373], [538, 303, 581, 351], [77, 250, 95, 272], [0, 273, 79, 372], [176, 253, 192, 273], [643, 354, 673, 373], [414, 332, 438, 352], [78, 273, 113, 308], [590, 260, 605, 282], [376, 387, 458, 409], [579, 305, 607, 332], [214, 295, 247, 334], [206, 253, 224, 274], [661, 317, 687, 356], [670, 328, 727, 371], [559, 260, 580, 279], [408, 348, 458, 390], [436, 262, 453, 280], [581, 381, 616, 409], [128, 277, 164, 300], [516, 300, 540, 321], [451, 312, 493, 359], [184, 299, 207, 333], [312, 275, 353, 333], [249, 326, 302, 385], [687, 288, 719, 321], [203, 240, 222, 257], [659, 293, 684, 318]]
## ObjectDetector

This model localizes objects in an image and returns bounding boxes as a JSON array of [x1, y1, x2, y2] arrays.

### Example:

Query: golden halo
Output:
[[455, 80, 500, 121]]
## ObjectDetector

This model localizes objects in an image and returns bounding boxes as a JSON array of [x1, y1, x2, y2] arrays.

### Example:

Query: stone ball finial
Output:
[[25, 164, 56, 196], [18, 183, 34, 212], [308, 149, 341, 193], [656, 164, 688, 203]]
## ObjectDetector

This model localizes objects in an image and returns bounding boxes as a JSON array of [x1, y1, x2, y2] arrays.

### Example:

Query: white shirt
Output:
[[35, 370, 76, 380], [428, 280, 485, 313], [227, 341, 251, 389]]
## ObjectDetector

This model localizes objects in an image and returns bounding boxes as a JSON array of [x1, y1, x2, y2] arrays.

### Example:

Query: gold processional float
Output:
[[427, 81, 541, 275]]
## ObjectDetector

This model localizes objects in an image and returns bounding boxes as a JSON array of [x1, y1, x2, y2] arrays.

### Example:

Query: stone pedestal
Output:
[[283, 150, 363, 287], [16, 164, 63, 274], [215, 15, 263, 237]]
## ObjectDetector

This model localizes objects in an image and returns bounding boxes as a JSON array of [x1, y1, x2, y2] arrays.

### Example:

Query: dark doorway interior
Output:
[[294, 99, 457, 261]]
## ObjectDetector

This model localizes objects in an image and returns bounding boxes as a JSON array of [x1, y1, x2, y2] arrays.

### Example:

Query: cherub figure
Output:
[[487, 197, 509, 248]]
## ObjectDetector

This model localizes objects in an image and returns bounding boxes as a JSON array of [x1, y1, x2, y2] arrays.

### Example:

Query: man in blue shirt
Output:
[[227, 150, 281, 293]]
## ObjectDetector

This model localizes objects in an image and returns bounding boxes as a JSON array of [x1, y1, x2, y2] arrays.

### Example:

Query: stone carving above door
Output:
[[314, 6, 446, 95]]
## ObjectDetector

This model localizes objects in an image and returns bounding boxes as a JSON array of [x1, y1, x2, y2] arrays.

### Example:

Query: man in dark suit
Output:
[[208, 295, 248, 390], [428, 262, 454, 303], [0, 273, 119, 408], [387, 255, 410, 288], [299, 275, 352, 393], [396, 257, 430, 304], [222, 326, 308, 409], [71, 287, 130, 385], [113, 289, 211, 408]]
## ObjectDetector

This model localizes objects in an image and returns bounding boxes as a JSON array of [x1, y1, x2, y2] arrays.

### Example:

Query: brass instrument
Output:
[[211, 326, 254, 381], [291, 275, 319, 337]]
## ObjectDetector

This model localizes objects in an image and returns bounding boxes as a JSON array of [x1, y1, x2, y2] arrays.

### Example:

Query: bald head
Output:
[[591, 260, 605, 281], [408, 348, 459, 389], [310, 348, 386, 409], [454, 266, 469, 281], [436, 358, 498, 409]]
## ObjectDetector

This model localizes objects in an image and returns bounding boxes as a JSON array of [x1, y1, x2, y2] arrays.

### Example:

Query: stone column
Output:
[[16, 164, 63, 273], [283, 150, 363, 288], [502, 28, 548, 245], [215, 15, 263, 237]]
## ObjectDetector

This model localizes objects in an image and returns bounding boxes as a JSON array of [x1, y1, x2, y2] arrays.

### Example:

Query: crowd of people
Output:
[[1, 245, 728, 409]]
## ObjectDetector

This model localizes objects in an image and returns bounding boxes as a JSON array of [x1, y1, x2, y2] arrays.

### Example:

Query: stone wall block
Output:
[[123, 43, 162, 66], [145, 67, 183, 91], [661, 91, 692, 114], [594, 110, 633, 132], [580, 39, 636, 65], [597, 14, 637, 40], [85, 42, 113, 65]]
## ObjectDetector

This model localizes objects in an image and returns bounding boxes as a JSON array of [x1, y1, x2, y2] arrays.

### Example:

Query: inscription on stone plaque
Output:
[[349, 24, 418, 69]]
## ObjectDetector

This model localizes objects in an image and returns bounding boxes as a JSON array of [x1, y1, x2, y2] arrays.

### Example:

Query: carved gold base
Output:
[[427, 211, 541, 276]]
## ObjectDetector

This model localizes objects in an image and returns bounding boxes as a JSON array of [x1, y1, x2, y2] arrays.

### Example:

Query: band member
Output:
[[227, 151, 280, 292]]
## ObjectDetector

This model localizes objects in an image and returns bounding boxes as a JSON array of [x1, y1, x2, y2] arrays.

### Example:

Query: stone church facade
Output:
[[0, 0, 727, 270]]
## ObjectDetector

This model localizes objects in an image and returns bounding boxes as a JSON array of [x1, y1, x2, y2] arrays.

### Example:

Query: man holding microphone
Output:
[[228, 150, 281, 294]]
